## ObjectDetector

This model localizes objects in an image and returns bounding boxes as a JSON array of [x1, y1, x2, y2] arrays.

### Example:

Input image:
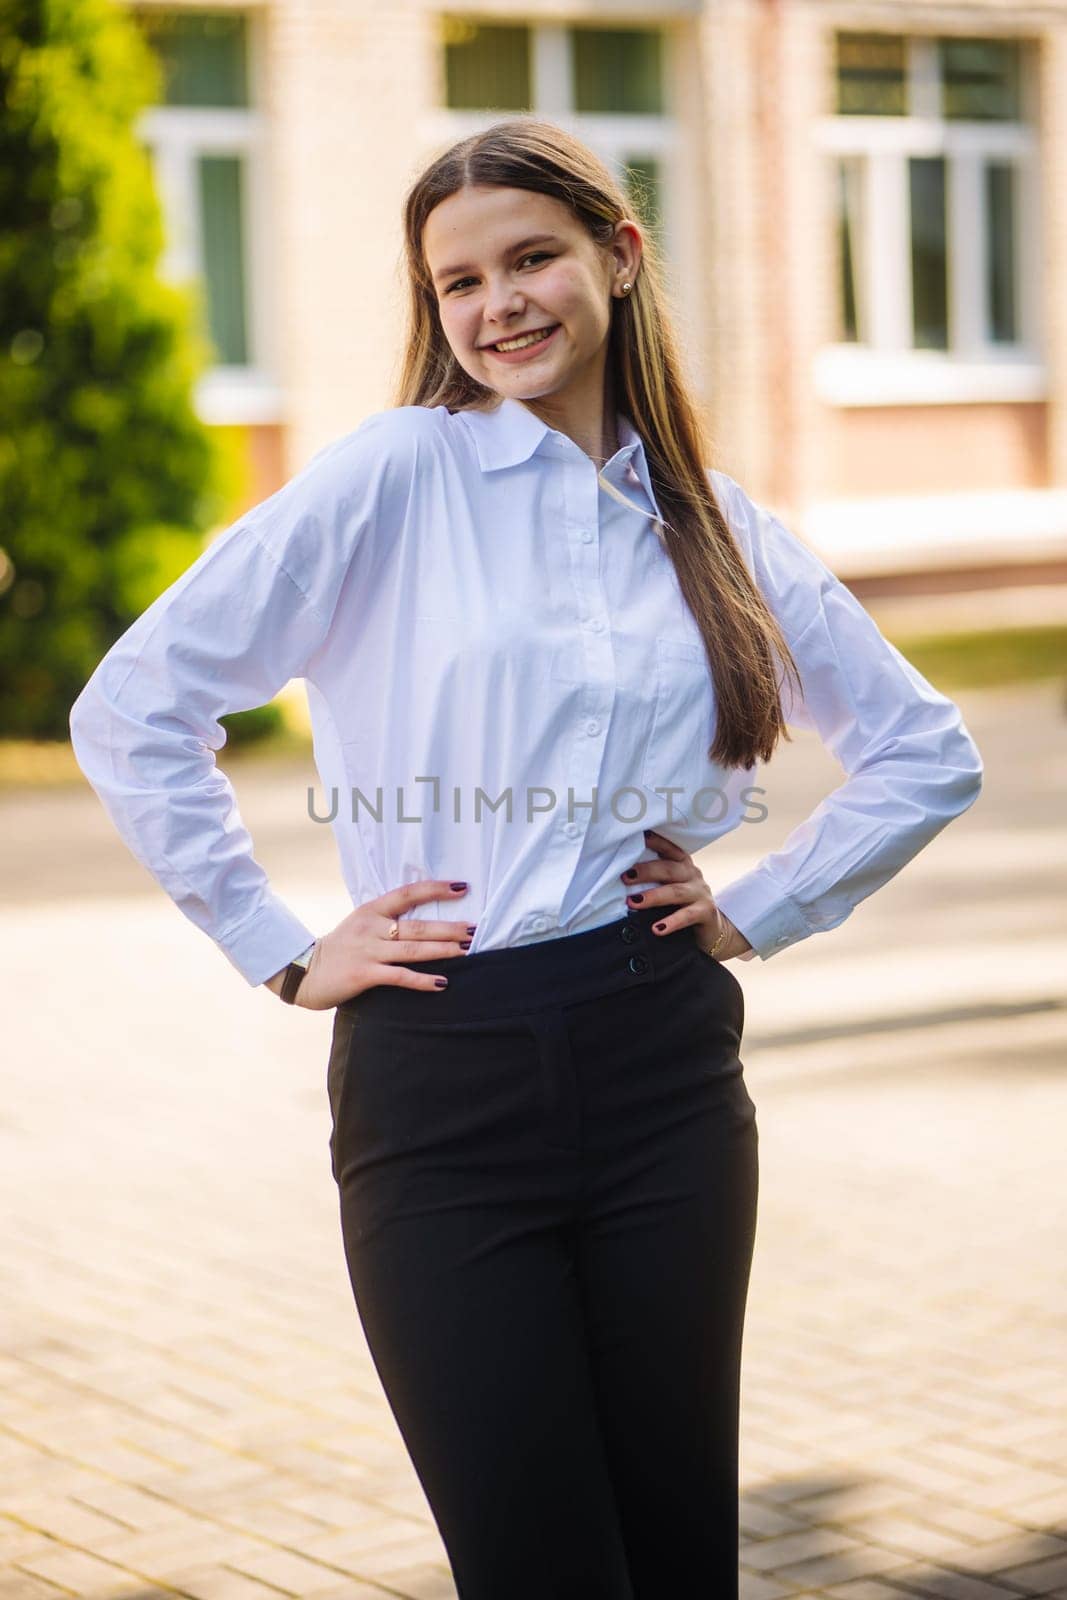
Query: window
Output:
[[438, 19, 672, 259], [140, 10, 250, 108], [837, 157, 864, 342], [132, 10, 270, 393], [940, 37, 1022, 122], [818, 32, 1039, 402], [443, 19, 530, 111], [198, 154, 249, 364], [571, 28, 664, 116], [909, 156, 948, 351], [986, 163, 1018, 342], [835, 32, 907, 116]]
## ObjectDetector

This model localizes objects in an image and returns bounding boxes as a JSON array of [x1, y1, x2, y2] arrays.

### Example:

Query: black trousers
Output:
[[326, 902, 759, 1599]]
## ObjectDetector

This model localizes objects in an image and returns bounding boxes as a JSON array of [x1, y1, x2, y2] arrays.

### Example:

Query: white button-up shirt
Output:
[[69, 396, 983, 986]]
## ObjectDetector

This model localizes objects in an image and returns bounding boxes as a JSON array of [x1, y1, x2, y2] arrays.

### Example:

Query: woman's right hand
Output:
[[280, 880, 475, 1011]]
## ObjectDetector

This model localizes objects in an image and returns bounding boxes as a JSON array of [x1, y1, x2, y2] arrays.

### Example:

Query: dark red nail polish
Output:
[[467, 925, 477, 936], [459, 939, 471, 950], [451, 882, 468, 891], [654, 922, 666, 932], [623, 869, 637, 880], [435, 977, 448, 988], [629, 893, 643, 903]]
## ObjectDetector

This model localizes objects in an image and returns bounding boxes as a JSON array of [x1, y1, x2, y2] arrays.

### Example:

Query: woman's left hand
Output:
[[620, 828, 753, 960]]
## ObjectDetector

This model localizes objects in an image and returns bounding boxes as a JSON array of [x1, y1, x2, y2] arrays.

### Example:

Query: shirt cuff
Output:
[[219, 894, 319, 987], [713, 866, 814, 962]]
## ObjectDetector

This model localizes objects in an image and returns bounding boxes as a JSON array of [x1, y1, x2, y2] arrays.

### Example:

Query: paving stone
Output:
[[365, 1565, 455, 1600], [0, 1499, 136, 1547], [864, 1564, 1025, 1598], [340, 1531, 453, 1579], [996, 1551, 1067, 1595], [224, 1544, 364, 1595], [159, 1567, 310, 1600], [14, 1546, 154, 1597], [822, 1584, 929, 1600], [2, 681, 1063, 1600], [741, 1527, 868, 1574], [739, 1573, 795, 1600], [888, 1506, 1023, 1545], [0, 1574, 82, 1600], [774, 1544, 915, 1589]]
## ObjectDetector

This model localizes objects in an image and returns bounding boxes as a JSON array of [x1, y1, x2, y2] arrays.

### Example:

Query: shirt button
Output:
[[580, 530, 594, 543], [587, 618, 604, 633], [586, 720, 601, 737], [532, 916, 550, 933], [563, 821, 580, 838], [775, 934, 788, 946]]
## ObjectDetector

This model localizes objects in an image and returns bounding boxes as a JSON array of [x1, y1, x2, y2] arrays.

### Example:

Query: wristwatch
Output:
[[279, 940, 317, 1005]]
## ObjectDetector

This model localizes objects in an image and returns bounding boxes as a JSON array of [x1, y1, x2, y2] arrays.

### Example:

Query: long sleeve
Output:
[[709, 473, 984, 962], [68, 412, 398, 987]]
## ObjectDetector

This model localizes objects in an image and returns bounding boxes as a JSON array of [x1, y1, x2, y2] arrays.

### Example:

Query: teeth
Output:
[[493, 327, 555, 352]]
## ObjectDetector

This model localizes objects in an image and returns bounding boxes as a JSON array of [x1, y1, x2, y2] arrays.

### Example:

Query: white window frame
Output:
[[422, 21, 679, 278], [135, 11, 282, 425], [814, 33, 1043, 408]]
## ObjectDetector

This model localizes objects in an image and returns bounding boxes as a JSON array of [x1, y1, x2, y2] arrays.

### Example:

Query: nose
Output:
[[482, 276, 527, 329]]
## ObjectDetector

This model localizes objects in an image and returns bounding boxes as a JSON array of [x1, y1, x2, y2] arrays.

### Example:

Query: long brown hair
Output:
[[392, 116, 802, 771]]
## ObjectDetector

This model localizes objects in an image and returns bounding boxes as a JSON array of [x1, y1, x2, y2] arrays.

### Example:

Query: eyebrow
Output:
[[431, 234, 562, 284]]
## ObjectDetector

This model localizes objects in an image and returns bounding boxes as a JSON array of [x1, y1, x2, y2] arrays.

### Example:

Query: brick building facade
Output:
[[130, 0, 1067, 581]]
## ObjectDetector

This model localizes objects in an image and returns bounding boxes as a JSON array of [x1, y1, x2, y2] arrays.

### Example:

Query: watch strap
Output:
[[279, 962, 306, 1005], [279, 941, 316, 1005]]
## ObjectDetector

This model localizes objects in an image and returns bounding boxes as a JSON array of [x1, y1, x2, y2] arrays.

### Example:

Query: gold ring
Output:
[[389, 921, 399, 939]]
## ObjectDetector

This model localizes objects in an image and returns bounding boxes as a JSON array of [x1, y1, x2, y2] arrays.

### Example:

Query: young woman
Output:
[[70, 118, 984, 1597]]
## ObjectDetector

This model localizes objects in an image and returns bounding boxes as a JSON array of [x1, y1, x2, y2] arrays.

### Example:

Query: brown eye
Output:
[[446, 252, 553, 295]]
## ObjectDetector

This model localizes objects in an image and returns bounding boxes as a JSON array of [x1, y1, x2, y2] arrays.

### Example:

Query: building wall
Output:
[[129, 0, 1067, 575], [821, 402, 1049, 499], [266, 0, 434, 473], [699, 0, 1067, 564]]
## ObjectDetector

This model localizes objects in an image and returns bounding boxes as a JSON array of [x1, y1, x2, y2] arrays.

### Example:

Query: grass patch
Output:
[[889, 623, 1067, 691]]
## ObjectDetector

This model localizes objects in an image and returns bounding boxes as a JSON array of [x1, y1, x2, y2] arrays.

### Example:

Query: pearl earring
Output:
[[621, 282, 632, 294]]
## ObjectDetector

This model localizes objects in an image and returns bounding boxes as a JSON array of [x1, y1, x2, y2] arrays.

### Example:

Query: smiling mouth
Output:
[[482, 325, 560, 353]]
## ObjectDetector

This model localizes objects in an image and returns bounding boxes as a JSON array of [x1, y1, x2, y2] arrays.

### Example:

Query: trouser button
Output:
[[620, 923, 639, 945], [628, 954, 650, 976]]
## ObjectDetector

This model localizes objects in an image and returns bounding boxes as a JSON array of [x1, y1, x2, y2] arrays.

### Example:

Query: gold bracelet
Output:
[[708, 912, 729, 958]]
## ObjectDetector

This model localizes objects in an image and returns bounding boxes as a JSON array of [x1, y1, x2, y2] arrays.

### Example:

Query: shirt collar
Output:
[[458, 395, 663, 523]]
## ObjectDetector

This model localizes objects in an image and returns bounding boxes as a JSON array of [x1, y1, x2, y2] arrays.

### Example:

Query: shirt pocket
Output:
[[641, 635, 713, 799]]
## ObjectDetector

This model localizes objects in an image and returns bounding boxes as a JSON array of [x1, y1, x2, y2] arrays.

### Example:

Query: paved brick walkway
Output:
[[1, 679, 1064, 1599]]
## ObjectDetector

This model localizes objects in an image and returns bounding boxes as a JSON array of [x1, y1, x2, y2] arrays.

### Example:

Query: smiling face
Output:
[[423, 184, 639, 412]]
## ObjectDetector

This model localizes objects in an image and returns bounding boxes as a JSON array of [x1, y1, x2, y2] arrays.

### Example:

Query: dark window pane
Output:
[[835, 32, 907, 116], [837, 158, 864, 341], [135, 11, 250, 108], [622, 157, 662, 241], [941, 38, 1022, 122], [986, 162, 1018, 342], [198, 155, 248, 365], [572, 28, 663, 115], [910, 157, 948, 350], [442, 17, 530, 110]]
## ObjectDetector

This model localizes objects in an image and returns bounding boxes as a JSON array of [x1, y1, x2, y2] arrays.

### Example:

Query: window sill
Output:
[[195, 368, 285, 426], [814, 347, 1046, 408], [803, 487, 1067, 577]]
